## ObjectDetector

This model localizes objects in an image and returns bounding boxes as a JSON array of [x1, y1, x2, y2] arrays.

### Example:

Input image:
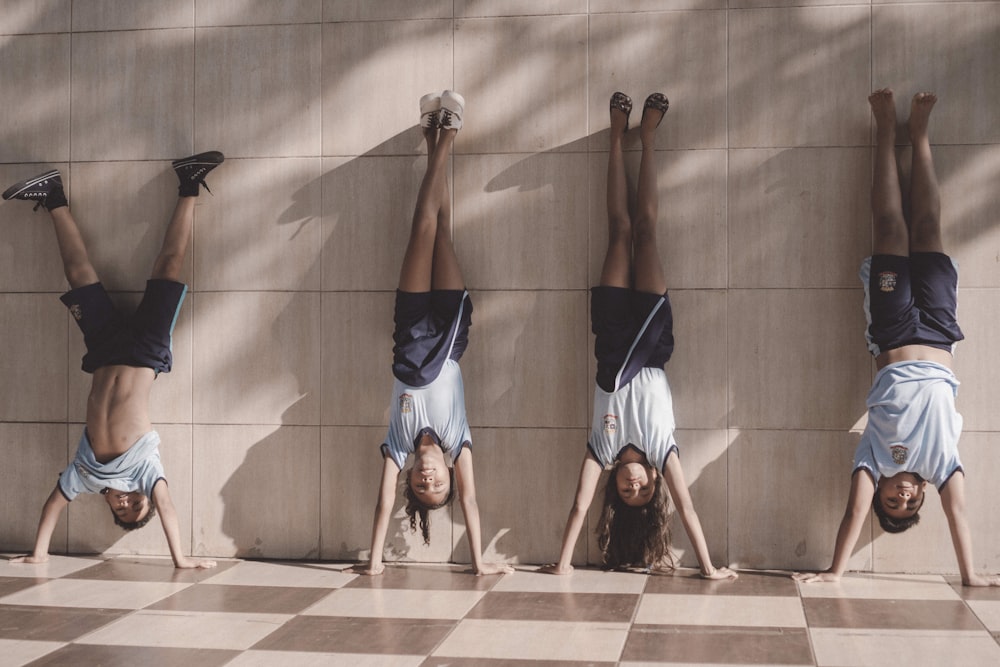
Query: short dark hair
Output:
[[110, 503, 157, 531], [872, 492, 922, 533], [403, 466, 457, 545]]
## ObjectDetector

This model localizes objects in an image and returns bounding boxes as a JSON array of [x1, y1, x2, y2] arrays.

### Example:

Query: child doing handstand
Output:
[[794, 90, 999, 587], [6, 152, 223, 569], [542, 93, 735, 579], [351, 92, 512, 577]]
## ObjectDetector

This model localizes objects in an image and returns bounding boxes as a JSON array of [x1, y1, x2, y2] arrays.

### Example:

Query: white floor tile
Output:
[[0, 578, 190, 609], [200, 560, 356, 589], [434, 619, 629, 661], [635, 594, 807, 628], [76, 610, 291, 650], [302, 587, 485, 619]]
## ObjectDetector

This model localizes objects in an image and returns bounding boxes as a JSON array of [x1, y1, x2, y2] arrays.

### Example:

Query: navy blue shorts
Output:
[[61, 279, 187, 374], [863, 253, 964, 356], [391, 289, 472, 387], [592, 286, 674, 393]]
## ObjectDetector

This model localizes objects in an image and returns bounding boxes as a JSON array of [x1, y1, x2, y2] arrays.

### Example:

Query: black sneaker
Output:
[[3, 169, 63, 209], [172, 151, 224, 196]]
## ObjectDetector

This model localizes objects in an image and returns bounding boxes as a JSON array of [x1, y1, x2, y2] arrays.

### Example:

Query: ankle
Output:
[[44, 187, 68, 211]]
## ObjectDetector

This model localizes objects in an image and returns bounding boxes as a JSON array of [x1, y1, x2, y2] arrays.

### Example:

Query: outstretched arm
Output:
[[662, 452, 737, 580], [941, 472, 1000, 587], [455, 448, 514, 576], [10, 485, 68, 564], [540, 451, 603, 575], [152, 480, 216, 569], [793, 469, 874, 583], [351, 456, 400, 576]]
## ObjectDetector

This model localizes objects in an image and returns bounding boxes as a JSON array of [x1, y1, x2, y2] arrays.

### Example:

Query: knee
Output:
[[607, 213, 632, 240], [632, 221, 657, 247], [151, 251, 184, 281], [872, 222, 908, 256], [65, 262, 97, 288]]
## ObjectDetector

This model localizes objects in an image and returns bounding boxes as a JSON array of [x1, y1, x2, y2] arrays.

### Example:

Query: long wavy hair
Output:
[[403, 466, 457, 545], [597, 464, 674, 571]]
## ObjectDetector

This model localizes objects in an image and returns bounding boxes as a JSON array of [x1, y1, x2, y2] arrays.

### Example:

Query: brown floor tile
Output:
[[643, 570, 797, 596], [26, 644, 239, 667], [422, 659, 616, 667], [622, 625, 813, 665], [803, 598, 986, 630], [343, 564, 499, 591], [0, 605, 126, 641], [146, 583, 331, 614], [251, 615, 456, 654], [0, 576, 47, 597], [467, 591, 638, 623], [68, 558, 238, 583]]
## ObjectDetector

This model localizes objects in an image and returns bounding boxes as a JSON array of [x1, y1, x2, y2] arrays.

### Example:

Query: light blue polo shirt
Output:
[[853, 360, 963, 490], [58, 430, 165, 501], [381, 359, 471, 469], [588, 367, 678, 470]]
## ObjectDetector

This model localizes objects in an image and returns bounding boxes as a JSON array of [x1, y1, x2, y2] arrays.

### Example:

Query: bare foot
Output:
[[909, 91, 937, 142], [868, 88, 897, 137]]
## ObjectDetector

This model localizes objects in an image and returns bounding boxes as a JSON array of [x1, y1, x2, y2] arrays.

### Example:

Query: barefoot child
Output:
[[5, 152, 223, 569], [794, 90, 999, 587], [542, 93, 735, 579], [352, 92, 512, 577]]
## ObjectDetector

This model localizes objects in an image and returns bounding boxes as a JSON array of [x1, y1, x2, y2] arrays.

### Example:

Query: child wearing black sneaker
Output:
[[5, 152, 223, 569], [350, 92, 512, 576]]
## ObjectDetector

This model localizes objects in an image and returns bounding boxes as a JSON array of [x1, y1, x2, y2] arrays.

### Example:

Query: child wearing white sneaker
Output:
[[351, 92, 513, 577]]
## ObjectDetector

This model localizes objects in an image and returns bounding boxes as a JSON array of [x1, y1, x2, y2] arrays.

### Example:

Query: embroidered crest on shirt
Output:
[[69, 304, 83, 320], [878, 271, 897, 293], [602, 414, 618, 436], [399, 393, 413, 414], [890, 444, 909, 465]]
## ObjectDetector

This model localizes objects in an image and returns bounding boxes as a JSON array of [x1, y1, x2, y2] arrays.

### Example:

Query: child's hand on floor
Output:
[[473, 562, 515, 576], [963, 573, 1000, 587], [792, 570, 840, 584], [701, 566, 738, 580], [538, 563, 573, 575], [348, 562, 385, 576], [174, 557, 217, 570], [9, 555, 49, 564]]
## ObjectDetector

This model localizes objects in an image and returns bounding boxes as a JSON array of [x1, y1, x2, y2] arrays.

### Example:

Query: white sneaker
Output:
[[439, 90, 465, 130], [419, 91, 443, 129]]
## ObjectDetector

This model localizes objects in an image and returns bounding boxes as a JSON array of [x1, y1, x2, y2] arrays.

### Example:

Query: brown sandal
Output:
[[642, 93, 669, 128], [610, 91, 632, 132]]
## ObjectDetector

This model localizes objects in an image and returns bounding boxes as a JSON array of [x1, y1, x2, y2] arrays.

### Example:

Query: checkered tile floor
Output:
[[3, 556, 1000, 666]]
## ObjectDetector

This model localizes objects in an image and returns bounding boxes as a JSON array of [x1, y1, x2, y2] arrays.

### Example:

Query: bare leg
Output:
[[398, 128, 459, 292], [49, 208, 99, 289], [150, 197, 196, 281], [907, 92, 943, 254], [600, 104, 632, 288], [869, 88, 908, 256], [430, 129, 464, 291], [632, 102, 667, 295]]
